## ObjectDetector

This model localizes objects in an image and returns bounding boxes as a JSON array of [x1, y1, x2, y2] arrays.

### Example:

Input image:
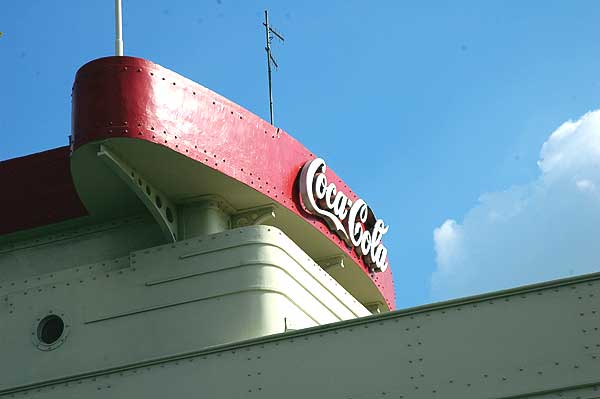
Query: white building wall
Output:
[[2, 271, 599, 398], [0, 224, 368, 390]]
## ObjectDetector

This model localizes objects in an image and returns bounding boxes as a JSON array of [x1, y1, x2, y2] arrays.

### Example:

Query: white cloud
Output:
[[432, 110, 600, 301], [433, 220, 463, 273], [576, 179, 596, 192]]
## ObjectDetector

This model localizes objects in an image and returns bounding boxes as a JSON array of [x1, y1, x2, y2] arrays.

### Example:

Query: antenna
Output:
[[263, 10, 285, 126], [115, 0, 124, 56]]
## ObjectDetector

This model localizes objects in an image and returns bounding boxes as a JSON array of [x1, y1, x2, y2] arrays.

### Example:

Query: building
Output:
[[0, 56, 598, 398]]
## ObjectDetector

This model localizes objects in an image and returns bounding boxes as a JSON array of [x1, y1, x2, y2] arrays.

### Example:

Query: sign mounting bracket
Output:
[[97, 144, 178, 243]]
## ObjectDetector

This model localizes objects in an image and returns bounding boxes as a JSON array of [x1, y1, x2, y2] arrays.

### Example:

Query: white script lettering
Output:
[[299, 158, 389, 272]]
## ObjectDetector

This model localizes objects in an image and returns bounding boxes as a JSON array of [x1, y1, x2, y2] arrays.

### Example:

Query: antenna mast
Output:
[[115, 0, 124, 56], [263, 10, 284, 126]]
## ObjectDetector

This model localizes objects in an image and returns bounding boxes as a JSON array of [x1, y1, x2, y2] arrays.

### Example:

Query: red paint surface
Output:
[[0, 147, 88, 235]]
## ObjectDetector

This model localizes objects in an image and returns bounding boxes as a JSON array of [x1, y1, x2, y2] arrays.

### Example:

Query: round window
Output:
[[37, 315, 64, 344], [32, 310, 70, 351]]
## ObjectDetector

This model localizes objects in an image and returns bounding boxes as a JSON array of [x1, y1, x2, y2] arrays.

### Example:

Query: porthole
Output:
[[38, 315, 64, 344], [32, 310, 70, 351]]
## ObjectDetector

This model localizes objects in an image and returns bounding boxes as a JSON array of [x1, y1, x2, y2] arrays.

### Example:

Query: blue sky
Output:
[[2, 1, 600, 309]]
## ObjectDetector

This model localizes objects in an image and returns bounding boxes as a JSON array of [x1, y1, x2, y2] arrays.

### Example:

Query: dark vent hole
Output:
[[166, 207, 174, 223], [38, 315, 64, 344]]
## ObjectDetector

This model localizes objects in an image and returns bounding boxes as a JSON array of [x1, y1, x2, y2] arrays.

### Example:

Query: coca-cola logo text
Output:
[[299, 158, 389, 272]]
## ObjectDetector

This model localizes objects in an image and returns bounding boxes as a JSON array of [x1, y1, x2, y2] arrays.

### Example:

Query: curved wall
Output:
[[71, 56, 395, 308]]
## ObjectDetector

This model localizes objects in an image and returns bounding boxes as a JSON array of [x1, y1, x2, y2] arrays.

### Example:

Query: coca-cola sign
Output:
[[299, 158, 389, 272]]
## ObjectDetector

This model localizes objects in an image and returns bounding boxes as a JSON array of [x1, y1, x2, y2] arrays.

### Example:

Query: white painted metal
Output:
[[0, 215, 162, 283], [114, 0, 123, 56], [231, 205, 276, 229], [180, 198, 230, 237], [1, 271, 599, 397], [98, 145, 178, 242], [0, 225, 368, 391], [70, 139, 390, 309]]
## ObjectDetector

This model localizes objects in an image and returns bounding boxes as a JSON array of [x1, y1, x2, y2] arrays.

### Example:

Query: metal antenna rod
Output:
[[115, 0, 124, 56], [264, 10, 274, 125], [263, 10, 284, 126]]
